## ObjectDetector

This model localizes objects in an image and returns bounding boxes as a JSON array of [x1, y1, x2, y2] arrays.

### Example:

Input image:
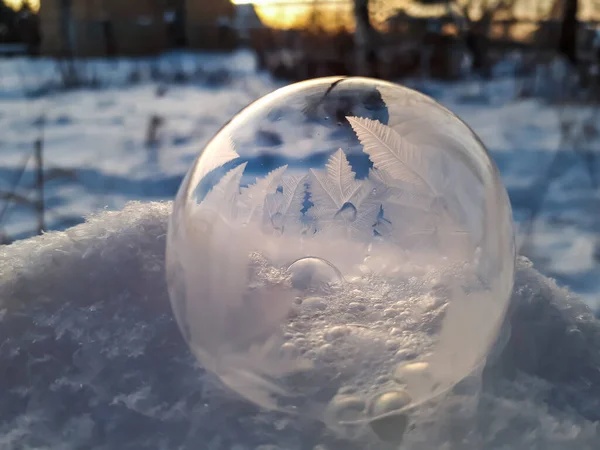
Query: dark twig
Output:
[[0, 151, 32, 227], [34, 137, 45, 235]]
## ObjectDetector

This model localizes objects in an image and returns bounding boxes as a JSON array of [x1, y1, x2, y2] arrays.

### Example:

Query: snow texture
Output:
[[1, 201, 599, 449]]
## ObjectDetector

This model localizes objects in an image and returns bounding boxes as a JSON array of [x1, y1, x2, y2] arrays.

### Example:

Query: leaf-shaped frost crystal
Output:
[[318, 149, 363, 206], [201, 162, 247, 220], [308, 149, 379, 236], [347, 116, 441, 196], [239, 165, 288, 225], [369, 168, 431, 212], [186, 135, 240, 198], [264, 174, 308, 233], [167, 77, 516, 435]]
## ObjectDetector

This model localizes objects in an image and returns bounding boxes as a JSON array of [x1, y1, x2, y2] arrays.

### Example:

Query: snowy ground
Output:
[[1, 51, 599, 309], [1, 202, 599, 449]]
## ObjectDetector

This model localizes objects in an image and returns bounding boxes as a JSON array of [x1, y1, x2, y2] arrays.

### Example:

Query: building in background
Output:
[[39, 0, 237, 57], [186, 0, 236, 49]]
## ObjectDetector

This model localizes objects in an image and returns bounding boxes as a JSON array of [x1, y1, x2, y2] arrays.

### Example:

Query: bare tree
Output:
[[59, 0, 73, 57], [454, 0, 517, 78], [558, 0, 579, 65], [353, 0, 378, 77]]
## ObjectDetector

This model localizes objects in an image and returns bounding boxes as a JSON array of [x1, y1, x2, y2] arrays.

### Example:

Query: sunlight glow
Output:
[[3, 0, 598, 32], [234, 0, 356, 32], [232, 0, 599, 33], [4, 0, 40, 12]]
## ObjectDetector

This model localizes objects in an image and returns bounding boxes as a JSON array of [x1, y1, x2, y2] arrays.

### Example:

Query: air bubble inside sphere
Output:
[[166, 77, 515, 432]]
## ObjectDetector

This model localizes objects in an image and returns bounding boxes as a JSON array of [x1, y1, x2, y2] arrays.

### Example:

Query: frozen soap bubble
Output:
[[166, 77, 515, 434]]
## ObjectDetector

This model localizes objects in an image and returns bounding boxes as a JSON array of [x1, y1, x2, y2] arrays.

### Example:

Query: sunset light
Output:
[[4, 0, 39, 12], [233, 0, 357, 32], [4, 0, 599, 27], [231, 0, 598, 32]]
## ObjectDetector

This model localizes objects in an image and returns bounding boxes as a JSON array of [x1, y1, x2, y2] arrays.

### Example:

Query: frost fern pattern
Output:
[[196, 114, 469, 248]]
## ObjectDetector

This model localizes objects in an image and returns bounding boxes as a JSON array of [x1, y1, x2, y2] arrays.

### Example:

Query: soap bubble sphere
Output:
[[166, 77, 515, 433]]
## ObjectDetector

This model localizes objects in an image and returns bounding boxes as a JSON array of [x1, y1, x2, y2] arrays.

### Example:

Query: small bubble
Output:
[[368, 390, 411, 443], [337, 385, 357, 395], [326, 395, 366, 423], [384, 318, 397, 327], [347, 276, 367, 284], [288, 257, 343, 292], [375, 375, 389, 384], [423, 294, 446, 311], [324, 326, 349, 341], [369, 390, 412, 418], [303, 296, 326, 310], [358, 264, 371, 275], [294, 338, 308, 348], [348, 302, 366, 312], [392, 361, 430, 383], [383, 308, 396, 318], [318, 343, 336, 362], [394, 349, 417, 362]]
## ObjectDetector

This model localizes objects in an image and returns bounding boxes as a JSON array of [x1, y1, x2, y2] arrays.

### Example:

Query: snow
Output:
[[0, 51, 599, 308], [0, 201, 599, 448]]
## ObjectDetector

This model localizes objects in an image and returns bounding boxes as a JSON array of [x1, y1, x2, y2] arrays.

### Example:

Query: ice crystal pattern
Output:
[[196, 114, 469, 249]]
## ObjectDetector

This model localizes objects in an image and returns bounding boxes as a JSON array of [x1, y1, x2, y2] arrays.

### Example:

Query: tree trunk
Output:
[[59, 0, 73, 57], [465, 18, 491, 79], [353, 0, 377, 77], [558, 0, 579, 65]]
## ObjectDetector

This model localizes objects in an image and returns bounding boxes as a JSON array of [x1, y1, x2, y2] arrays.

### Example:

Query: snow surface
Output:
[[1, 51, 599, 308], [0, 201, 599, 448]]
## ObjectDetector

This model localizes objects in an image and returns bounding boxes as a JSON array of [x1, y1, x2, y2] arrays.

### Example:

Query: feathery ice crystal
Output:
[[166, 77, 515, 438]]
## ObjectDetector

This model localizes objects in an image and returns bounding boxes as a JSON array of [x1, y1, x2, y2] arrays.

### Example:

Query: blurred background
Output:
[[1, 0, 599, 312]]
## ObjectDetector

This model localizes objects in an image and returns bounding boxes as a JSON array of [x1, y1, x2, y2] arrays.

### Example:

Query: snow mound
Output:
[[0, 202, 599, 449]]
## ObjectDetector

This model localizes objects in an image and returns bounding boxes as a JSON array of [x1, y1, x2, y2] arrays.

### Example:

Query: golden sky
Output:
[[233, 0, 600, 32], [5, 0, 600, 27], [233, 0, 559, 32], [4, 0, 40, 12]]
